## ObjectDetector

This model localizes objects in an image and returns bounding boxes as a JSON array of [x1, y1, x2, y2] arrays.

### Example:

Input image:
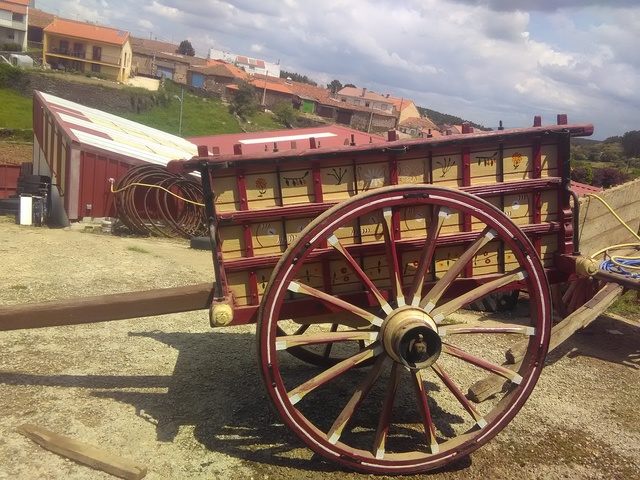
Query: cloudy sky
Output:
[[36, 0, 640, 139]]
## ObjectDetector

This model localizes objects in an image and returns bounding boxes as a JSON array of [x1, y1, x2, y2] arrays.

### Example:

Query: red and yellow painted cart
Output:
[[3, 115, 639, 475]]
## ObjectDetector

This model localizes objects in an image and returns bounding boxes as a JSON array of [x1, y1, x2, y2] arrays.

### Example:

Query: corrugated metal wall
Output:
[[0, 164, 21, 199], [78, 151, 131, 218]]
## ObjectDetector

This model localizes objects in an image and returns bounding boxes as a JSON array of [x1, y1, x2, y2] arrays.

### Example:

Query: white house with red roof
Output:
[[43, 17, 132, 82], [208, 46, 280, 77], [336, 87, 396, 114], [0, 0, 29, 50]]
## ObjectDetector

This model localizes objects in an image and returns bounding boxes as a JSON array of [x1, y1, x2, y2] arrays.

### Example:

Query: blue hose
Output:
[[599, 258, 640, 278]]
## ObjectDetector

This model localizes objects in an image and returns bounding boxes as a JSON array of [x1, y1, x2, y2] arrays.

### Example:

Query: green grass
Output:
[[127, 245, 149, 254], [0, 88, 33, 129], [119, 89, 284, 138], [608, 290, 640, 320]]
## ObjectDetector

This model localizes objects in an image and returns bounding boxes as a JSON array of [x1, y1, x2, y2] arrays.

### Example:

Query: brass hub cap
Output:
[[380, 306, 442, 370]]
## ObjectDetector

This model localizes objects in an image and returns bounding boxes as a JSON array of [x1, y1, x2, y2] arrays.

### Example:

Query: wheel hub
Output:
[[380, 306, 442, 369]]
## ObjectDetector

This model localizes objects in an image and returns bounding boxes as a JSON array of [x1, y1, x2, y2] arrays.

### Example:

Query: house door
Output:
[[156, 66, 174, 80], [92, 47, 102, 61]]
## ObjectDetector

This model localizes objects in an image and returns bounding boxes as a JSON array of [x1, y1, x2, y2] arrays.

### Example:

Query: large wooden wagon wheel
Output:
[[257, 185, 551, 474]]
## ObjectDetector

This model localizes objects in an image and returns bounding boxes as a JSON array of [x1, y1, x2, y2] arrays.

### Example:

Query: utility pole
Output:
[[262, 71, 268, 106], [174, 89, 184, 136]]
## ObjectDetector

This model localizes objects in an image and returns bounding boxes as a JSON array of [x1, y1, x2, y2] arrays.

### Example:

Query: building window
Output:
[[92, 46, 102, 61], [59, 41, 69, 55], [92, 64, 101, 73], [365, 102, 370, 108], [7, 33, 14, 40], [12, 13, 24, 23]]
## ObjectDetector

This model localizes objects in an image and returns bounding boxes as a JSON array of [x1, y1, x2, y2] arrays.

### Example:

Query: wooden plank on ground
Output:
[[0, 283, 214, 331], [17, 424, 147, 480], [467, 282, 624, 403]]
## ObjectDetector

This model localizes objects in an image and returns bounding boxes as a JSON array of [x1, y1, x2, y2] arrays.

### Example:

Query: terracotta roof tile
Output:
[[0, 1, 27, 14], [27, 8, 55, 29], [44, 18, 130, 46]]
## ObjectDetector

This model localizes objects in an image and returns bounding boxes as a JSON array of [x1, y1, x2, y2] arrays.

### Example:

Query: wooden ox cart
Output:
[[2, 115, 639, 475]]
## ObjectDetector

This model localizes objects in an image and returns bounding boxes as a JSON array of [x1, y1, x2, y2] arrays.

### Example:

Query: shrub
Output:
[[0, 42, 22, 52]]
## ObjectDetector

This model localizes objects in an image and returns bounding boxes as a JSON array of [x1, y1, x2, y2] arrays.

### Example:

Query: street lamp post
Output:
[[173, 89, 184, 136]]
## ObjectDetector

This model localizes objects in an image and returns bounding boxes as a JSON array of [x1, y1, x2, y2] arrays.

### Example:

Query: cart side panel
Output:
[[195, 125, 589, 311]]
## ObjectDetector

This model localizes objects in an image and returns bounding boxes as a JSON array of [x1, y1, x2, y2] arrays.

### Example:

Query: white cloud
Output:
[[38, 0, 640, 139]]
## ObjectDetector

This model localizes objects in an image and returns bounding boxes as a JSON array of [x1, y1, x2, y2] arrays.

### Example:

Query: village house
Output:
[[43, 18, 133, 82], [0, 0, 28, 50], [26, 7, 54, 46], [130, 37, 208, 83], [336, 86, 396, 114], [208, 46, 280, 78]]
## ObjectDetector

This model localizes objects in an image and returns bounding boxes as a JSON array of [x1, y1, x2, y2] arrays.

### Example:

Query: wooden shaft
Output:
[[0, 283, 215, 331]]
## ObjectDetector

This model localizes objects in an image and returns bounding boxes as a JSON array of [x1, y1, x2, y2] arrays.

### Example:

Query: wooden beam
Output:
[[0, 283, 215, 331], [17, 424, 147, 480], [467, 282, 624, 403]]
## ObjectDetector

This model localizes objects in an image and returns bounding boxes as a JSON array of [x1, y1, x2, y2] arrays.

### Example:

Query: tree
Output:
[[177, 40, 195, 56], [571, 165, 593, 185], [326, 79, 343, 93], [621, 130, 640, 158], [228, 81, 257, 119], [345, 83, 356, 88], [273, 102, 297, 128], [592, 167, 630, 188], [280, 70, 317, 86]]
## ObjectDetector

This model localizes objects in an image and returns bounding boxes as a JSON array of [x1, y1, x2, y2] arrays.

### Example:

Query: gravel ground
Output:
[[0, 217, 638, 479]]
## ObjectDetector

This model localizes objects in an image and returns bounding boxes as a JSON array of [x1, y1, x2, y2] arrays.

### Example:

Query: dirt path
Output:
[[0, 218, 638, 479]]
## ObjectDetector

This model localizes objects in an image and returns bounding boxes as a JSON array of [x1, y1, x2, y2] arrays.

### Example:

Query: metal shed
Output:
[[32, 91, 198, 225]]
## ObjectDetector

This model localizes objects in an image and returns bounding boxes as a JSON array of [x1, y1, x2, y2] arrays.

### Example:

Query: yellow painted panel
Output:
[[246, 171, 279, 209], [400, 205, 431, 238], [227, 272, 249, 306], [332, 220, 359, 246], [359, 210, 385, 244], [321, 164, 355, 201], [541, 190, 559, 222], [434, 245, 465, 278], [471, 197, 501, 230], [504, 248, 520, 271], [440, 209, 462, 234], [432, 154, 461, 187], [291, 262, 324, 290], [470, 149, 500, 185], [401, 250, 435, 286], [541, 145, 559, 177], [472, 242, 501, 276], [219, 225, 244, 259], [398, 158, 427, 185], [280, 168, 314, 205], [503, 147, 532, 181], [355, 162, 389, 193], [284, 218, 313, 246], [213, 175, 240, 212], [504, 193, 532, 226], [252, 221, 286, 255], [329, 258, 362, 293], [540, 235, 558, 268], [362, 254, 392, 291], [256, 268, 274, 298]]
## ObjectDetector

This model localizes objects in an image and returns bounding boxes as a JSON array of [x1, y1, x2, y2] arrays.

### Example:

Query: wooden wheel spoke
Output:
[[327, 355, 390, 444], [430, 269, 527, 322], [373, 362, 401, 459], [410, 370, 439, 454], [276, 330, 379, 350], [287, 344, 383, 405], [439, 322, 535, 337], [410, 206, 448, 306], [381, 207, 404, 306], [288, 281, 384, 327], [327, 234, 393, 315], [432, 363, 487, 428], [420, 226, 497, 312], [442, 343, 523, 384]]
